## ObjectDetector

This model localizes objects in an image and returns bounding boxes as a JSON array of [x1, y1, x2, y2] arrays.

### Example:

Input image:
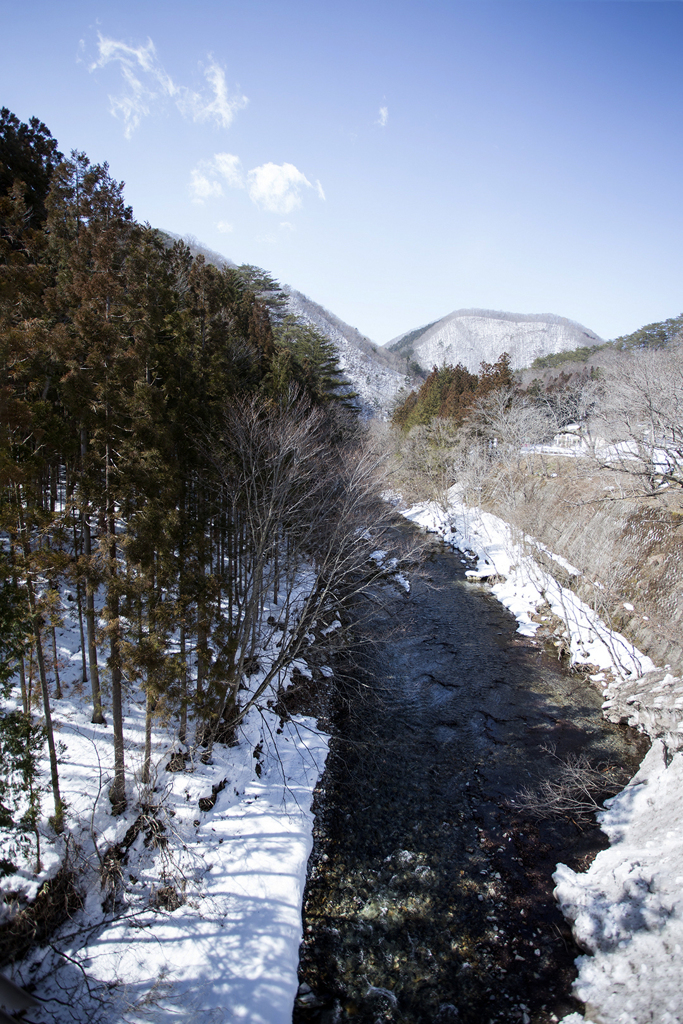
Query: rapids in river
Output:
[[294, 532, 647, 1024]]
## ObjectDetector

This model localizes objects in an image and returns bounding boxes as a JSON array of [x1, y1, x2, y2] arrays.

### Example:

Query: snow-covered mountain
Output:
[[386, 308, 603, 373], [163, 233, 604, 412], [282, 287, 412, 418]]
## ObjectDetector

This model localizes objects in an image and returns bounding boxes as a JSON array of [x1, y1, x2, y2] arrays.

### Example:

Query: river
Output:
[[294, 530, 647, 1024]]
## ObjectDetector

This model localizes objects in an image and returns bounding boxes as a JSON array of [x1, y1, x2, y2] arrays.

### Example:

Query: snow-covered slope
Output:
[[387, 308, 603, 373], [283, 287, 411, 418], [160, 234, 413, 418]]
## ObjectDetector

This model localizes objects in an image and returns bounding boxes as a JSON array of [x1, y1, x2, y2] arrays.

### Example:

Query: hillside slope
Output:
[[387, 308, 603, 373], [161, 232, 413, 418], [283, 287, 411, 417]]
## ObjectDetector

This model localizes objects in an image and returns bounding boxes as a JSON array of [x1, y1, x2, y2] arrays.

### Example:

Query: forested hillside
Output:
[[0, 107, 387, 865], [391, 352, 515, 430]]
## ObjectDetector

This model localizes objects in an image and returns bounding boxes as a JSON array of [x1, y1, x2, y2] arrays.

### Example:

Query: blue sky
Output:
[[2, 0, 682, 343]]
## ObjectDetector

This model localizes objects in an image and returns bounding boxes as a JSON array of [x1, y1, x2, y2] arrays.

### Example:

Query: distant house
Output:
[[553, 423, 583, 448]]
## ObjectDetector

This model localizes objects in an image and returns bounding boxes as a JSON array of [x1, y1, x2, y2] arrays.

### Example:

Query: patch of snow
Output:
[[554, 742, 683, 1024], [602, 669, 683, 752], [394, 573, 411, 593]]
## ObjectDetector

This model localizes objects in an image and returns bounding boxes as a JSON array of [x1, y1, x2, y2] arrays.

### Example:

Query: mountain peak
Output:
[[386, 308, 603, 373]]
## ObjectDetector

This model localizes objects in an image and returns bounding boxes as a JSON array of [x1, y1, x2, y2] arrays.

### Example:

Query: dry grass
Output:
[[478, 455, 683, 674]]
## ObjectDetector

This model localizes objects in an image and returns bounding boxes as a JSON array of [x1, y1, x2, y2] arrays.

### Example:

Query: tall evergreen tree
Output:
[[0, 107, 62, 229]]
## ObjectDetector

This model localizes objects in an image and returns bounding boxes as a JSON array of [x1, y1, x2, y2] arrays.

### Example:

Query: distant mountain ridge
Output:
[[161, 232, 604, 413], [386, 308, 603, 374]]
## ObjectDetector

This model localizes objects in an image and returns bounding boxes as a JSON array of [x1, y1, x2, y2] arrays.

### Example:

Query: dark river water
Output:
[[293, 532, 647, 1024]]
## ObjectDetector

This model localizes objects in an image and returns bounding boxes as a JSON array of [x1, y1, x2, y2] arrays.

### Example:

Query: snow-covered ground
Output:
[[2, 583, 329, 1023], [400, 488, 683, 1024], [5, 487, 683, 1023], [555, 742, 683, 1024]]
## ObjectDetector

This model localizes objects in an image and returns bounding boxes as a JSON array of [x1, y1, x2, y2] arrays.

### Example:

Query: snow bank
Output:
[[554, 742, 683, 1024], [400, 490, 654, 679], [3, 581, 329, 1024], [400, 489, 683, 1024], [602, 669, 683, 753]]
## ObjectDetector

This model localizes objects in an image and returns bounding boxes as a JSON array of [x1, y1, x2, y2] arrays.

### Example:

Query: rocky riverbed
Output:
[[294, 535, 647, 1024]]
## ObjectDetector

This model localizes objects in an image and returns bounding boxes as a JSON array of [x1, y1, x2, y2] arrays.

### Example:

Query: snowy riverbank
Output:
[[2, 583, 329, 1024], [400, 489, 683, 1024]]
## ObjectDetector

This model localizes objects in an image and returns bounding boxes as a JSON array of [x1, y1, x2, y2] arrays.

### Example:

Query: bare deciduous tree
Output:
[[592, 346, 683, 491], [202, 390, 400, 746], [512, 744, 629, 823]]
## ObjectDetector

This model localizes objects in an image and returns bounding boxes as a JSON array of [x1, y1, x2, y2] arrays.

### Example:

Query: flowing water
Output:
[[294, 532, 647, 1024]]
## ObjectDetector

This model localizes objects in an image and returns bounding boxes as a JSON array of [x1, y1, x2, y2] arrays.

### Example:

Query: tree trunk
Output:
[[82, 513, 105, 723], [179, 618, 187, 746], [80, 430, 105, 724], [18, 657, 28, 716], [75, 581, 88, 684], [72, 509, 89, 684], [51, 625, 62, 699], [106, 428, 126, 814], [196, 605, 208, 745], [15, 488, 64, 832], [142, 687, 155, 786]]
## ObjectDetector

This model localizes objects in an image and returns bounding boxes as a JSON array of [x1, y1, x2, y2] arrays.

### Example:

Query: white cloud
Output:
[[247, 162, 322, 215], [280, 221, 295, 231], [217, 221, 234, 233], [213, 153, 244, 188], [90, 34, 247, 136], [188, 154, 243, 202], [377, 106, 389, 127], [190, 169, 223, 203], [189, 155, 324, 216]]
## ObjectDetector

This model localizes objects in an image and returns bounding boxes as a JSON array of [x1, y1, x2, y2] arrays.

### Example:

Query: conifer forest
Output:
[[0, 106, 387, 864]]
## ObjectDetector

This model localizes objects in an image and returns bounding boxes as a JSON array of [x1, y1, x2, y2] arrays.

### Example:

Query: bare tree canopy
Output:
[[593, 346, 683, 491]]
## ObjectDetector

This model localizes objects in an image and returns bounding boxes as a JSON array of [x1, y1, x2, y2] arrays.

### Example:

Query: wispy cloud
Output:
[[90, 34, 247, 137], [189, 168, 224, 203], [377, 106, 389, 127], [217, 221, 234, 233], [212, 153, 244, 189], [176, 62, 248, 130], [189, 153, 244, 202]]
